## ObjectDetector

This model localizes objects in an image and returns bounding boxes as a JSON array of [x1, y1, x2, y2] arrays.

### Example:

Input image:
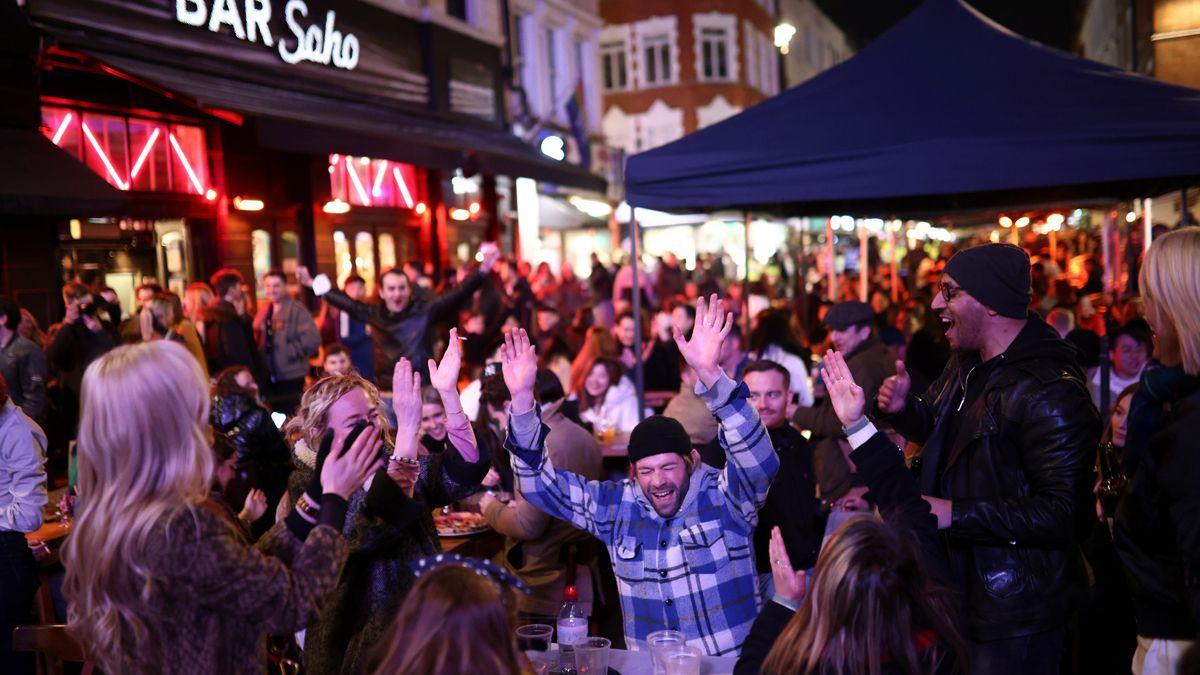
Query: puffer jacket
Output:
[[886, 315, 1098, 641], [320, 272, 485, 384], [211, 392, 293, 499]]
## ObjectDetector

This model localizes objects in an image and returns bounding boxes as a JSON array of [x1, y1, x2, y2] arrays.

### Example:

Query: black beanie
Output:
[[627, 415, 693, 465], [943, 244, 1031, 319]]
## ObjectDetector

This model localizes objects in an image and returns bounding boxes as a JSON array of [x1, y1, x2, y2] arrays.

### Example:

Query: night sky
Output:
[[813, 0, 1086, 52]]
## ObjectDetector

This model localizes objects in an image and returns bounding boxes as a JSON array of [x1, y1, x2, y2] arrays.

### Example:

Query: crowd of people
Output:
[[0, 222, 1198, 675]]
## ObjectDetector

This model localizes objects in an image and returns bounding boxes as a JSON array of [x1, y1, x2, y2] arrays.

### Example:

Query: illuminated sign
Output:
[[175, 0, 360, 70]]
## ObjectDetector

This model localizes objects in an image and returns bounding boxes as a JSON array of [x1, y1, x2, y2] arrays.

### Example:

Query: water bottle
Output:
[[557, 585, 588, 673]]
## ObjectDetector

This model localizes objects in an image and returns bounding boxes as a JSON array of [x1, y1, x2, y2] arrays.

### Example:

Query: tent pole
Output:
[[1102, 210, 1113, 295], [630, 207, 646, 422], [1144, 198, 1153, 252], [743, 211, 752, 337], [825, 217, 836, 301], [858, 220, 869, 302]]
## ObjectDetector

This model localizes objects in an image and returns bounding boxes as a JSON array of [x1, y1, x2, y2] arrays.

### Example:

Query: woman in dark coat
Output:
[[283, 334, 490, 675]]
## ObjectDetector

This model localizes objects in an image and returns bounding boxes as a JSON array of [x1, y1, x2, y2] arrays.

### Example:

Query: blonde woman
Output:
[[61, 340, 380, 675], [283, 335, 491, 675], [1113, 227, 1200, 675], [184, 281, 214, 341]]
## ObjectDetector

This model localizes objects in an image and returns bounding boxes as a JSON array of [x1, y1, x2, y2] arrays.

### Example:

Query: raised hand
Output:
[[479, 242, 501, 274], [877, 360, 910, 415], [428, 328, 463, 393], [320, 424, 384, 499], [769, 527, 808, 604], [392, 358, 422, 437], [500, 328, 537, 413], [240, 488, 268, 523], [296, 266, 314, 288], [820, 351, 866, 429], [672, 294, 733, 388]]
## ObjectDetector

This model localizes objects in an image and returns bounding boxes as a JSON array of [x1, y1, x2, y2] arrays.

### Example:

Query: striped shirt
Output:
[[507, 373, 778, 656]]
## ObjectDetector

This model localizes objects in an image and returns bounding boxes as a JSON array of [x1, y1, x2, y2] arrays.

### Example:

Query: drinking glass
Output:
[[516, 624, 555, 673], [647, 630, 686, 675], [573, 637, 611, 674], [665, 645, 701, 675]]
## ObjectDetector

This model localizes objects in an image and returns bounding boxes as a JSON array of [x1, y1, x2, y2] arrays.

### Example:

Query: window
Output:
[[512, 14, 526, 85], [601, 40, 628, 90], [333, 231, 353, 290], [280, 232, 300, 275], [700, 28, 729, 80], [355, 232, 376, 292], [378, 233, 397, 271], [251, 229, 272, 293], [643, 33, 671, 86], [546, 28, 560, 109], [328, 154, 420, 209], [447, 0, 467, 22], [41, 105, 210, 194]]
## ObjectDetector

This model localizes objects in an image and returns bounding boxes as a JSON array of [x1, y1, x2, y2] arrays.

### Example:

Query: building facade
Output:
[[1, 0, 603, 326], [776, 0, 850, 88]]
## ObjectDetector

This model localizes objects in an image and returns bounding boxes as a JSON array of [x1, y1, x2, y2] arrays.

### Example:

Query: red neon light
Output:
[[80, 121, 128, 190], [51, 112, 74, 146], [345, 156, 371, 206], [371, 159, 388, 198], [392, 167, 415, 209], [129, 128, 161, 182], [168, 132, 204, 194]]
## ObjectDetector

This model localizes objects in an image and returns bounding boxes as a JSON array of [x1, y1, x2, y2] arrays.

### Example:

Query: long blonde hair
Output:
[[366, 566, 526, 675], [761, 516, 965, 675], [61, 341, 213, 668], [1140, 227, 1200, 375], [183, 282, 214, 322], [284, 373, 393, 452]]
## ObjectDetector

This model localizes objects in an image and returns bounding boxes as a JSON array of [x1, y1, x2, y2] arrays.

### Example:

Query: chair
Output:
[[11, 624, 95, 675]]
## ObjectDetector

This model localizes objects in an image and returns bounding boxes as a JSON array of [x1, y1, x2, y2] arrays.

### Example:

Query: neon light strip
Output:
[[129, 128, 161, 182], [80, 121, 128, 190], [345, 156, 371, 206], [168, 132, 204, 194], [371, 159, 388, 196], [51, 112, 74, 146], [393, 167, 414, 209]]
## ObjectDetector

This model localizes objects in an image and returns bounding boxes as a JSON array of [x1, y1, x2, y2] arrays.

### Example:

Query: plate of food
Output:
[[434, 510, 490, 537]]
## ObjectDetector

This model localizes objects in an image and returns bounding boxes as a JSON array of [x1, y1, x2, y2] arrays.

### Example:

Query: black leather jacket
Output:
[[322, 272, 484, 384], [211, 392, 292, 492], [886, 316, 1098, 640]]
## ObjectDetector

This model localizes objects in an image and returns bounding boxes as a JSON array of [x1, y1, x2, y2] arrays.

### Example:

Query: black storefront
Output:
[[1, 0, 604, 327]]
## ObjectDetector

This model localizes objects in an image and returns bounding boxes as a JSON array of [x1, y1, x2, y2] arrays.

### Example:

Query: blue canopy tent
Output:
[[620, 0, 1200, 417], [625, 0, 1200, 215]]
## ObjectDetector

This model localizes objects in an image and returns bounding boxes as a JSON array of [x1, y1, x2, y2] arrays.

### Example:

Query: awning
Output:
[[41, 29, 606, 193], [0, 127, 127, 215]]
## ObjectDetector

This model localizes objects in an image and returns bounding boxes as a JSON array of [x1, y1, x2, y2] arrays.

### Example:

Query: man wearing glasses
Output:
[[877, 243, 1097, 675]]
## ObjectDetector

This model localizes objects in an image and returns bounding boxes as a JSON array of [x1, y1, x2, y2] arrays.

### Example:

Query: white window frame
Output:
[[633, 16, 678, 88], [599, 36, 630, 91], [693, 13, 738, 83], [743, 19, 759, 92]]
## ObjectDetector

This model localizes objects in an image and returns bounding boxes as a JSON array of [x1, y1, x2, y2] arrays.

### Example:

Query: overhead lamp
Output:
[[415, 202, 428, 215], [540, 135, 566, 161], [1126, 211, 1137, 223], [568, 196, 613, 218], [450, 208, 471, 221], [1046, 213, 1064, 227], [999, 216, 1013, 228], [468, 202, 481, 214], [323, 198, 351, 214], [204, 189, 218, 201], [1015, 216, 1030, 228], [774, 23, 797, 54], [233, 197, 264, 212]]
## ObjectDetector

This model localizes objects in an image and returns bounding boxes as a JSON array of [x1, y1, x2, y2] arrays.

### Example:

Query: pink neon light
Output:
[[129, 128, 161, 182], [345, 157, 371, 206], [371, 159, 388, 198], [80, 121, 128, 190], [51, 112, 74, 146], [168, 132, 205, 194], [392, 167, 415, 209]]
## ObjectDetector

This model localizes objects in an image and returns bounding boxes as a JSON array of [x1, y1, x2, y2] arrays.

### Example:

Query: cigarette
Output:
[[456, 336, 468, 341]]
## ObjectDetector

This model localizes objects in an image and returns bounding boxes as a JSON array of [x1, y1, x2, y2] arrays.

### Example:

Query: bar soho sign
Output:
[[175, 0, 360, 70]]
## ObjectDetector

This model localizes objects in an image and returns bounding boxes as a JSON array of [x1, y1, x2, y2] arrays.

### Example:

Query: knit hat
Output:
[[943, 244, 1031, 319], [628, 415, 693, 465]]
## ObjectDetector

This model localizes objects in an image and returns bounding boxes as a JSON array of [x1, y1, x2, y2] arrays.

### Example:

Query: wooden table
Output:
[[600, 432, 630, 458], [440, 528, 505, 559]]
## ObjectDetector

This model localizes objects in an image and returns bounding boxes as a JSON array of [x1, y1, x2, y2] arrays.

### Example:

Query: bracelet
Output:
[[295, 494, 321, 520], [842, 416, 871, 436]]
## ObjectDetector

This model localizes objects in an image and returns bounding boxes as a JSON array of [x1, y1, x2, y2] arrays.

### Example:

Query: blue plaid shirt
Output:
[[507, 373, 779, 656]]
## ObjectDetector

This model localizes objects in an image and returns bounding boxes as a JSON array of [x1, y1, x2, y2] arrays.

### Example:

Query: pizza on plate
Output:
[[433, 510, 488, 536]]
